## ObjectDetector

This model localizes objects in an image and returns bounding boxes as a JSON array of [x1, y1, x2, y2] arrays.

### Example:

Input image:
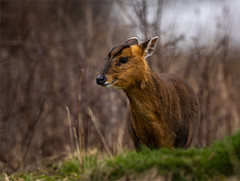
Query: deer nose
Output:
[[96, 74, 106, 85]]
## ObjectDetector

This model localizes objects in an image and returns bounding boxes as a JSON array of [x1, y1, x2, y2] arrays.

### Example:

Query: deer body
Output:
[[96, 36, 200, 149]]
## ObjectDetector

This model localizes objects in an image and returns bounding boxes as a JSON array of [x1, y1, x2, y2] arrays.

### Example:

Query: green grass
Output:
[[2, 131, 239, 181], [2, 154, 99, 181], [90, 131, 240, 180]]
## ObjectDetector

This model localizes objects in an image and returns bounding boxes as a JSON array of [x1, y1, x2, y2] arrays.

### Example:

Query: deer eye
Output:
[[119, 57, 128, 64]]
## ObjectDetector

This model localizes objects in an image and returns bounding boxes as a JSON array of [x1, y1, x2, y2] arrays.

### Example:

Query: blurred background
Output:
[[1, 0, 239, 173]]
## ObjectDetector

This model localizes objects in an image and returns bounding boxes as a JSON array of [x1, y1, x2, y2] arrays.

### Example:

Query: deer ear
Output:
[[125, 37, 139, 45], [142, 36, 158, 58]]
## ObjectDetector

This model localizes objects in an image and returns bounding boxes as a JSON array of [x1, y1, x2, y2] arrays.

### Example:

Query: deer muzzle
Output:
[[96, 74, 107, 85]]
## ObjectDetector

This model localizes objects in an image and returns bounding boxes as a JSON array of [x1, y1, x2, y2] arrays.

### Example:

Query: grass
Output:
[[2, 131, 239, 181], [91, 131, 240, 180]]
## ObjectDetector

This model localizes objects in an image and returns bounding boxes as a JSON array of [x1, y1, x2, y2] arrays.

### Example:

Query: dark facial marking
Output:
[[108, 44, 130, 60], [102, 44, 130, 75]]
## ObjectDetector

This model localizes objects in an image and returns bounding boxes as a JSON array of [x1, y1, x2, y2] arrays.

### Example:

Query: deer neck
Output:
[[124, 69, 166, 117]]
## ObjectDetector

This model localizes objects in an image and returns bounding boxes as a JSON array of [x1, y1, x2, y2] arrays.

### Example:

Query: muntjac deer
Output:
[[96, 36, 200, 150]]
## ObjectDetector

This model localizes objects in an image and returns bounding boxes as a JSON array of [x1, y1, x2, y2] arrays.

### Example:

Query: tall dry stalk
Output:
[[66, 107, 83, 172], [66, 106, 74, 153], [77, 69, 85, 161], [88, 108, 113, 160], [73, 127, 83, 172]]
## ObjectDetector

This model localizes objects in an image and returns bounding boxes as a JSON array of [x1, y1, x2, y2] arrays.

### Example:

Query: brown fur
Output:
[[97, 37, 200, 149]]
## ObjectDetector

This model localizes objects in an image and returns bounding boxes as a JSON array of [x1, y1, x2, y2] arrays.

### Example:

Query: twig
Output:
[[117, 0, 137, 27], [88, 108, 113, 161], [116, 122, 125, 154], [20, 97, 46, 170]]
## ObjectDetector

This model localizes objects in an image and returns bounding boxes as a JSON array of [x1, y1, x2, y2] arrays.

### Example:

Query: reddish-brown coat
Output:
[[97, 36, 200, 149]]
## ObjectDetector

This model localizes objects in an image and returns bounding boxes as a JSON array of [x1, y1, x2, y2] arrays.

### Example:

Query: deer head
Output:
[[96, 36, 158, 90]]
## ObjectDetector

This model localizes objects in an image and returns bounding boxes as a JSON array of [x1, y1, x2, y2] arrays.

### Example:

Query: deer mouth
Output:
[[103, 78, 117, 87]]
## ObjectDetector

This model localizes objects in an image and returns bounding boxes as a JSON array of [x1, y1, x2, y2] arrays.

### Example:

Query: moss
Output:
[[4, 131, 239, 181], [90, 131, 240, 180]]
